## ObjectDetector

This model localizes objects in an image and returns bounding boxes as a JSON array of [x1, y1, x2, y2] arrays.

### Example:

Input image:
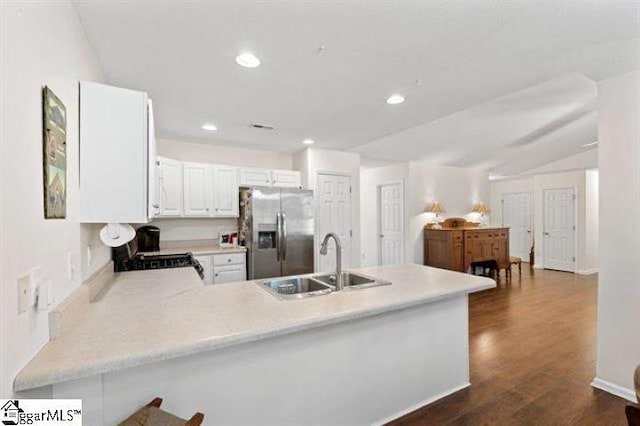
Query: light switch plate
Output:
[[17, 273, 33, 313]]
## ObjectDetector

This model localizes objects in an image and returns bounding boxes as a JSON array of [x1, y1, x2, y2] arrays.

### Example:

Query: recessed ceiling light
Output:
[[302, 139, 315, 145], [582, 141, 599, 148], [202, 123, 217, 131], [386, 94, 405, 105], [235, 52, 261, 68]]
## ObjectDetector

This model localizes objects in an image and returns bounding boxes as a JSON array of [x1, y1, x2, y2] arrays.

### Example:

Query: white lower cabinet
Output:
[[195, 255, 215, 286], [213, 264, 246, 284], [196, 252, 246, 285]]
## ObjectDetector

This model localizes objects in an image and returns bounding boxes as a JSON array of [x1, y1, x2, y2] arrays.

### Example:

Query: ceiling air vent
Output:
[[249, 122, 275, 130]]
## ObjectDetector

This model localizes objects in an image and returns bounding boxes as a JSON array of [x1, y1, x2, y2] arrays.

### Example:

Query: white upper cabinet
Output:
[[211, 165, 239, 217], [272, 169, 301, 188], [239, 167, 301, 188], [239, 168, 272, 187], [79, 82, 151, 223], [147, 100, 159, 219], [183, 162, 211, 216], [158, 157, 183, 217]]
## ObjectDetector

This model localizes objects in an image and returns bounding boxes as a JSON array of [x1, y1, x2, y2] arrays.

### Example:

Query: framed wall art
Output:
[[42, 86, 67, 219]]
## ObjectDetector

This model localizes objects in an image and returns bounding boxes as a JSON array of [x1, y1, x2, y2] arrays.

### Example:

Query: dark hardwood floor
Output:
[[390, 267, 630, 425]]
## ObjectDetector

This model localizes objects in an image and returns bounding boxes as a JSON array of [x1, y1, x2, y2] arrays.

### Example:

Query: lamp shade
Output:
[[472, 202, 490, 214], [428, 202, 445, 213]]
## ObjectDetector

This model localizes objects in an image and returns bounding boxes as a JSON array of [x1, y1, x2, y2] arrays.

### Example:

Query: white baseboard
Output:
[[374, 382, 471, 425], [591, 377, 637, 403], [577, 268, 599, 275]]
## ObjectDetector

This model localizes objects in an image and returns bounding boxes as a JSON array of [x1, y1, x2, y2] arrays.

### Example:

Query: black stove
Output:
[[112, 239, 204, 279]]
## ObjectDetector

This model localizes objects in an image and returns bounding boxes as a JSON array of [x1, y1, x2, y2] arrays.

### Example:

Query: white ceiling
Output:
[[73, 1, 640, 174]]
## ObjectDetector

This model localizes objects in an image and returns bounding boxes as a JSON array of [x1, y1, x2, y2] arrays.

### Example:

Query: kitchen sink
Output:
[[312, 272, 392, 291], [258, 272, 391, 300], [258, 276, 333, 300]]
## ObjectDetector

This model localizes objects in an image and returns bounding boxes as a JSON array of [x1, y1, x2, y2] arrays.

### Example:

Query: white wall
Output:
[[360, 161, 490, 266], [489, 170, 599, 273], [408, 161, 490, 264], [594, 70, 640, 401], [0, 2, 108, 397], [149, 218, 238, 242], [158, 139, 293, 169], [523, 148, 598, 176], [294, 148, 361, 269], [584, 169, 599, 274]]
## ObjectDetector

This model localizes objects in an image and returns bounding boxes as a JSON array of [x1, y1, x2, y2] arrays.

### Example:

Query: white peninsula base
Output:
[[51, 294, 470, 425]]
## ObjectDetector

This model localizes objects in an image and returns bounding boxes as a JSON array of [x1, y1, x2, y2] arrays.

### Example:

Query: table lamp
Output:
[[472, 202, 490, 226], [428, 202, 445, 227]]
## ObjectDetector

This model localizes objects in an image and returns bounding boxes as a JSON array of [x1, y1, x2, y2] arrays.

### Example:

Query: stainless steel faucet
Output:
[[320, 232, 343, 291]]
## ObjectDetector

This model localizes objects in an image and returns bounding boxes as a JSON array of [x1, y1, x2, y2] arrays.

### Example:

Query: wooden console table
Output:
[[424, 226, 510, 274]]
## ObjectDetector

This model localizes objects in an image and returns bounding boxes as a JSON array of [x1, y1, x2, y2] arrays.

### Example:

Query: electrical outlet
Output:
[[17, 273, 33, 313]]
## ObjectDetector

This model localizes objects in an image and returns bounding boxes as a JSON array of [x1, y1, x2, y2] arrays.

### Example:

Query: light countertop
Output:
[[138, 239, 246, 256], [14, 263, 494, 391]]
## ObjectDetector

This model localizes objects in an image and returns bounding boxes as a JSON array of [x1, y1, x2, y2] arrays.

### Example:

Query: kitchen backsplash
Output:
[[146, 218, 238, 242]]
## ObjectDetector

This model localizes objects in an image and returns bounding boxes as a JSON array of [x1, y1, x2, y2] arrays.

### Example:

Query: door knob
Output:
[[544, 232, 549, 236], [380, 234, 385, 238]]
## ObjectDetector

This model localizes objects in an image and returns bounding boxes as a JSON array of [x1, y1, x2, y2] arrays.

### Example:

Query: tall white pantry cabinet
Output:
[[79, 82, 158, 223]]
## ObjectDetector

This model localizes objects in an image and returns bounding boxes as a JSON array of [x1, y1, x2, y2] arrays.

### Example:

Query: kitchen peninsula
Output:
[[15, 264, 494, 425]]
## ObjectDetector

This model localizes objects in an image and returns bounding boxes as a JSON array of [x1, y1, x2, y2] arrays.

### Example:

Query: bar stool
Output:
[[507, 256, 522, 279], [119, 398, 204, 426]]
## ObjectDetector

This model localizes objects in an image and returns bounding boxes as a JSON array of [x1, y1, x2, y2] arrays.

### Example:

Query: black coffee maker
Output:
[[136, 226, 160, 252]]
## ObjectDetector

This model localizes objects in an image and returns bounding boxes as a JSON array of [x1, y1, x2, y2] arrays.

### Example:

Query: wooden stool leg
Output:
[[626, 405, 640, 426], [518, 261, 522, 276], [146, 397, 163, 408], [186, 412, 205, 426]]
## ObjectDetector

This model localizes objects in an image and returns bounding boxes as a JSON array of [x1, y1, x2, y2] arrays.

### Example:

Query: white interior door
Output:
[[502, 192, 532, 260], [316, 173, 352, 273], [379, 182, 404, 265], [543, 188, 576, 272]]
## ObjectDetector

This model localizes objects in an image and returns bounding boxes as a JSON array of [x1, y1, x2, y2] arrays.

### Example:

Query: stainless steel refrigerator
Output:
[[239, 187, 314, 279]]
